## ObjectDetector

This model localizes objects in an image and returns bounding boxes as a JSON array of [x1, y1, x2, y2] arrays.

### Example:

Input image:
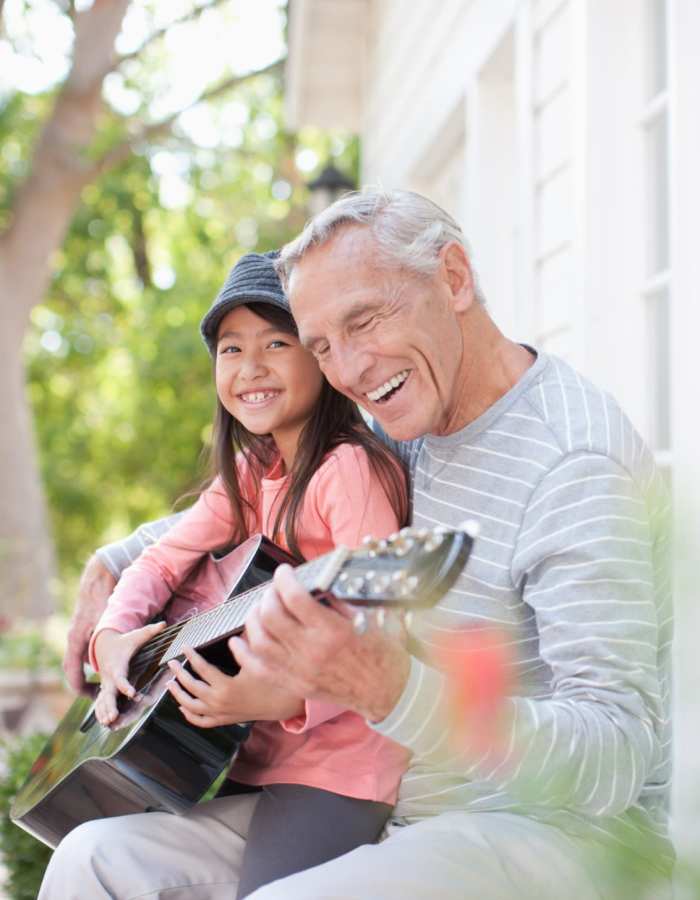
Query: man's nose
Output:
[[328, 340, 373, 393]]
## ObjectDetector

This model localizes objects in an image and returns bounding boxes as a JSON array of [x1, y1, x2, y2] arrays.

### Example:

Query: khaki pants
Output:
[[38, 795, 662, 900]]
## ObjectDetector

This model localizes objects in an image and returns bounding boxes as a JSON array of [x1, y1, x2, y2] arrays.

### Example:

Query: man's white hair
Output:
[[275, 188, 484, 302]]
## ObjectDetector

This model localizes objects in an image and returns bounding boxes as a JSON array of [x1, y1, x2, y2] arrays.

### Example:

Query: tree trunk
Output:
[[0, 0, 130, 619], [0, 293, 56, 620]]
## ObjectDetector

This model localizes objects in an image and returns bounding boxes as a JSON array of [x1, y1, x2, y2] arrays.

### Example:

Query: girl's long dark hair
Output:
[[211, 302, 408, 562]]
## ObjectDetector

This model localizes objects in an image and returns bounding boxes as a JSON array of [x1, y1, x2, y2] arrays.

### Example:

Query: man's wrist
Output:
[[365, 644, 411, 724]]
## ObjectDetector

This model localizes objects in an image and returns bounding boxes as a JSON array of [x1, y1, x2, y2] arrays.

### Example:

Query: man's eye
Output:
[[355, 317, 375, 332], [314, 343, 330, 359]]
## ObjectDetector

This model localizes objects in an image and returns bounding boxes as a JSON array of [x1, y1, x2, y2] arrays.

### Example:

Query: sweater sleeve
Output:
[[371, 451, 664, 817], [95, 513, 185, 579], [89, 478, 236, 665]]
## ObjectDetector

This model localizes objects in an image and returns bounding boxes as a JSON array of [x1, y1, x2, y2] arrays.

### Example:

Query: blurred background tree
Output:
[[0, 0, 358, 620]]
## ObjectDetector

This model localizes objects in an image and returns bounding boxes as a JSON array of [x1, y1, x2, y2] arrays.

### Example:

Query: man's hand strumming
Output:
[[63, 555, 116, 694]]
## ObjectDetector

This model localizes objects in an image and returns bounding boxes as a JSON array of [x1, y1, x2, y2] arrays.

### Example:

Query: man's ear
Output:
[[439, 241, 476, 312]]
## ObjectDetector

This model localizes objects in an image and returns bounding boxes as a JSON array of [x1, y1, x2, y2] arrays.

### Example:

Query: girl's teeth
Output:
[[242, 391, 275, 402]]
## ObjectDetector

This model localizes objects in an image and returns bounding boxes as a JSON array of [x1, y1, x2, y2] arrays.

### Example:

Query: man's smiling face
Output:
[[288, 225, 474, 441]]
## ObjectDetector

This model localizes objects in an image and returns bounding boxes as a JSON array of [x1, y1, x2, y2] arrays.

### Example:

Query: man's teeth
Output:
[[241, 391, 277, 403], [366, 370, 409, 402]]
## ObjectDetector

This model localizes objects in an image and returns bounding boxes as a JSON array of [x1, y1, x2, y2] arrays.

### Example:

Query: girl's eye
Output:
[[268, 340, 288, 349], [219, 345, 240, 354]]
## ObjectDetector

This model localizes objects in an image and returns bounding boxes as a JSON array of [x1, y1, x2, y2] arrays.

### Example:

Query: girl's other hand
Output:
[[167, 646, 304, 728], [94, 622, 167, 725]]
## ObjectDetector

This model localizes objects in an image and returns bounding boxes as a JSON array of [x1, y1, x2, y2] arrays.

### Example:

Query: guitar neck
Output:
[[160, 548, 347, 665]]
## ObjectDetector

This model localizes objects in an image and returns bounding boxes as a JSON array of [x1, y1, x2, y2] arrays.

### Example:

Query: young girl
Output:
[[89, 250, 410, 899]]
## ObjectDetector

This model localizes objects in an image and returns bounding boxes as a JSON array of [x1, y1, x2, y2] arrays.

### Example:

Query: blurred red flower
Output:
[[435, 627, 514, 760]]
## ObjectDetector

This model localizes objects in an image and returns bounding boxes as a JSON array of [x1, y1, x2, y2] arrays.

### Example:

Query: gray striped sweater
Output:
[[96, 351, 672, 866]]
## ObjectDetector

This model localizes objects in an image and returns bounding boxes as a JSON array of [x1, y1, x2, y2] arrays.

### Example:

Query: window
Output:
[[641, 0, 671, 465]]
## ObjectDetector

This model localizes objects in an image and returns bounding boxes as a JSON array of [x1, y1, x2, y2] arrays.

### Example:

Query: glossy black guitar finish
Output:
[[11, 525, 476, 848], [12, 536, 291, 848]]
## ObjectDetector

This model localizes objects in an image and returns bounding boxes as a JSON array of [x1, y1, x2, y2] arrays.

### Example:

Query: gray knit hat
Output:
[[200, 250, 290, 355]]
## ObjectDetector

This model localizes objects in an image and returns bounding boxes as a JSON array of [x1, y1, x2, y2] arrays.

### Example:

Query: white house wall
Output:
[[361, 0, 584, 365]]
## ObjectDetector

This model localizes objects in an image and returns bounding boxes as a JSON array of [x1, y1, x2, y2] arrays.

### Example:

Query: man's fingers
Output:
[[182, 647, 219, 683], [244, 606, 286, 660], [271, 565, 323, 624], [167, 676, 208, 713], [63, 646, 89, 693], [167, 660, 210, 696], [178, 706, 218, 729], [63, 621, 93, 693], [273, 565, 353, 638], [228, 634, 269, 678]]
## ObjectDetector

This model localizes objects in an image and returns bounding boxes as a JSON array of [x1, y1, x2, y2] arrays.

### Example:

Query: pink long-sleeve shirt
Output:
[[91, 443, 410, 803]]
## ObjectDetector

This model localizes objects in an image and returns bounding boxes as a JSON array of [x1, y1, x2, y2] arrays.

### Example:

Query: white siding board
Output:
[[536, 166, 574, 259], [538, 325, 574, 362], [534, 0, 570, 105], [414, 139, 466, 222], [537, 247, 574, 336], [361, 0, 517, 185], [535, 86, 572, 181], [533, 0, 567, 32]]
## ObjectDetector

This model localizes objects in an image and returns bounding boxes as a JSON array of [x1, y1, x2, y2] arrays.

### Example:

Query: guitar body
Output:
[[12, 524, 476, 850], [11, 535, 295, 848]]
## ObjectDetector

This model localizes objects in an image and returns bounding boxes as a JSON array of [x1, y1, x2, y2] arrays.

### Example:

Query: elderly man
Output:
[[47, 190, 672, 899]]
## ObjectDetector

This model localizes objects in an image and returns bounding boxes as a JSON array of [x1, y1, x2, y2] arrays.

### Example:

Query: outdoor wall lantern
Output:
[[306, 162, 356, 215]]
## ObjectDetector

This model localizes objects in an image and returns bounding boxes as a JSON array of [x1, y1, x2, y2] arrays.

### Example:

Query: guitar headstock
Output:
[[321, 522, 478, 610]]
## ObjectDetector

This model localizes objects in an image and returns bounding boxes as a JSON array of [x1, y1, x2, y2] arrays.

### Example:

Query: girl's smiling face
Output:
[[215, 304, 324, 470]]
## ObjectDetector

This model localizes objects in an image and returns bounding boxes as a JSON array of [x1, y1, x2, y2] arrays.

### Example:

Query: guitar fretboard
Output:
[[161, 554, 329, 664]]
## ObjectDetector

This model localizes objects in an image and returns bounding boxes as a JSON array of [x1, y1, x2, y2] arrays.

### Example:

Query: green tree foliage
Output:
[[0, 734, 53, 900], [0, 1, 358, 603]]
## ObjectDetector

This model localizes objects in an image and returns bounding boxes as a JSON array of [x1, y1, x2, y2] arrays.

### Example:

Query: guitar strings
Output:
[[127, 556, 324, 674]]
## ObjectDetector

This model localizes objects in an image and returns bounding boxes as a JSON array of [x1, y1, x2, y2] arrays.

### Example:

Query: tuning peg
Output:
[[459, 519, 481, 539], [361, 535, 380, 558], [397, 575, 419, 598], [390, 535, 415, 557], [352, 610, 368, 635], [347, 575, 366, 596], [369, 573, 392, 595], [423, 532, 444, 553]]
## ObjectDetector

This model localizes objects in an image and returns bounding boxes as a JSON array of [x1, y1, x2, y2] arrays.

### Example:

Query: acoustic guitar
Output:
[[11, 523, 475, 848]]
